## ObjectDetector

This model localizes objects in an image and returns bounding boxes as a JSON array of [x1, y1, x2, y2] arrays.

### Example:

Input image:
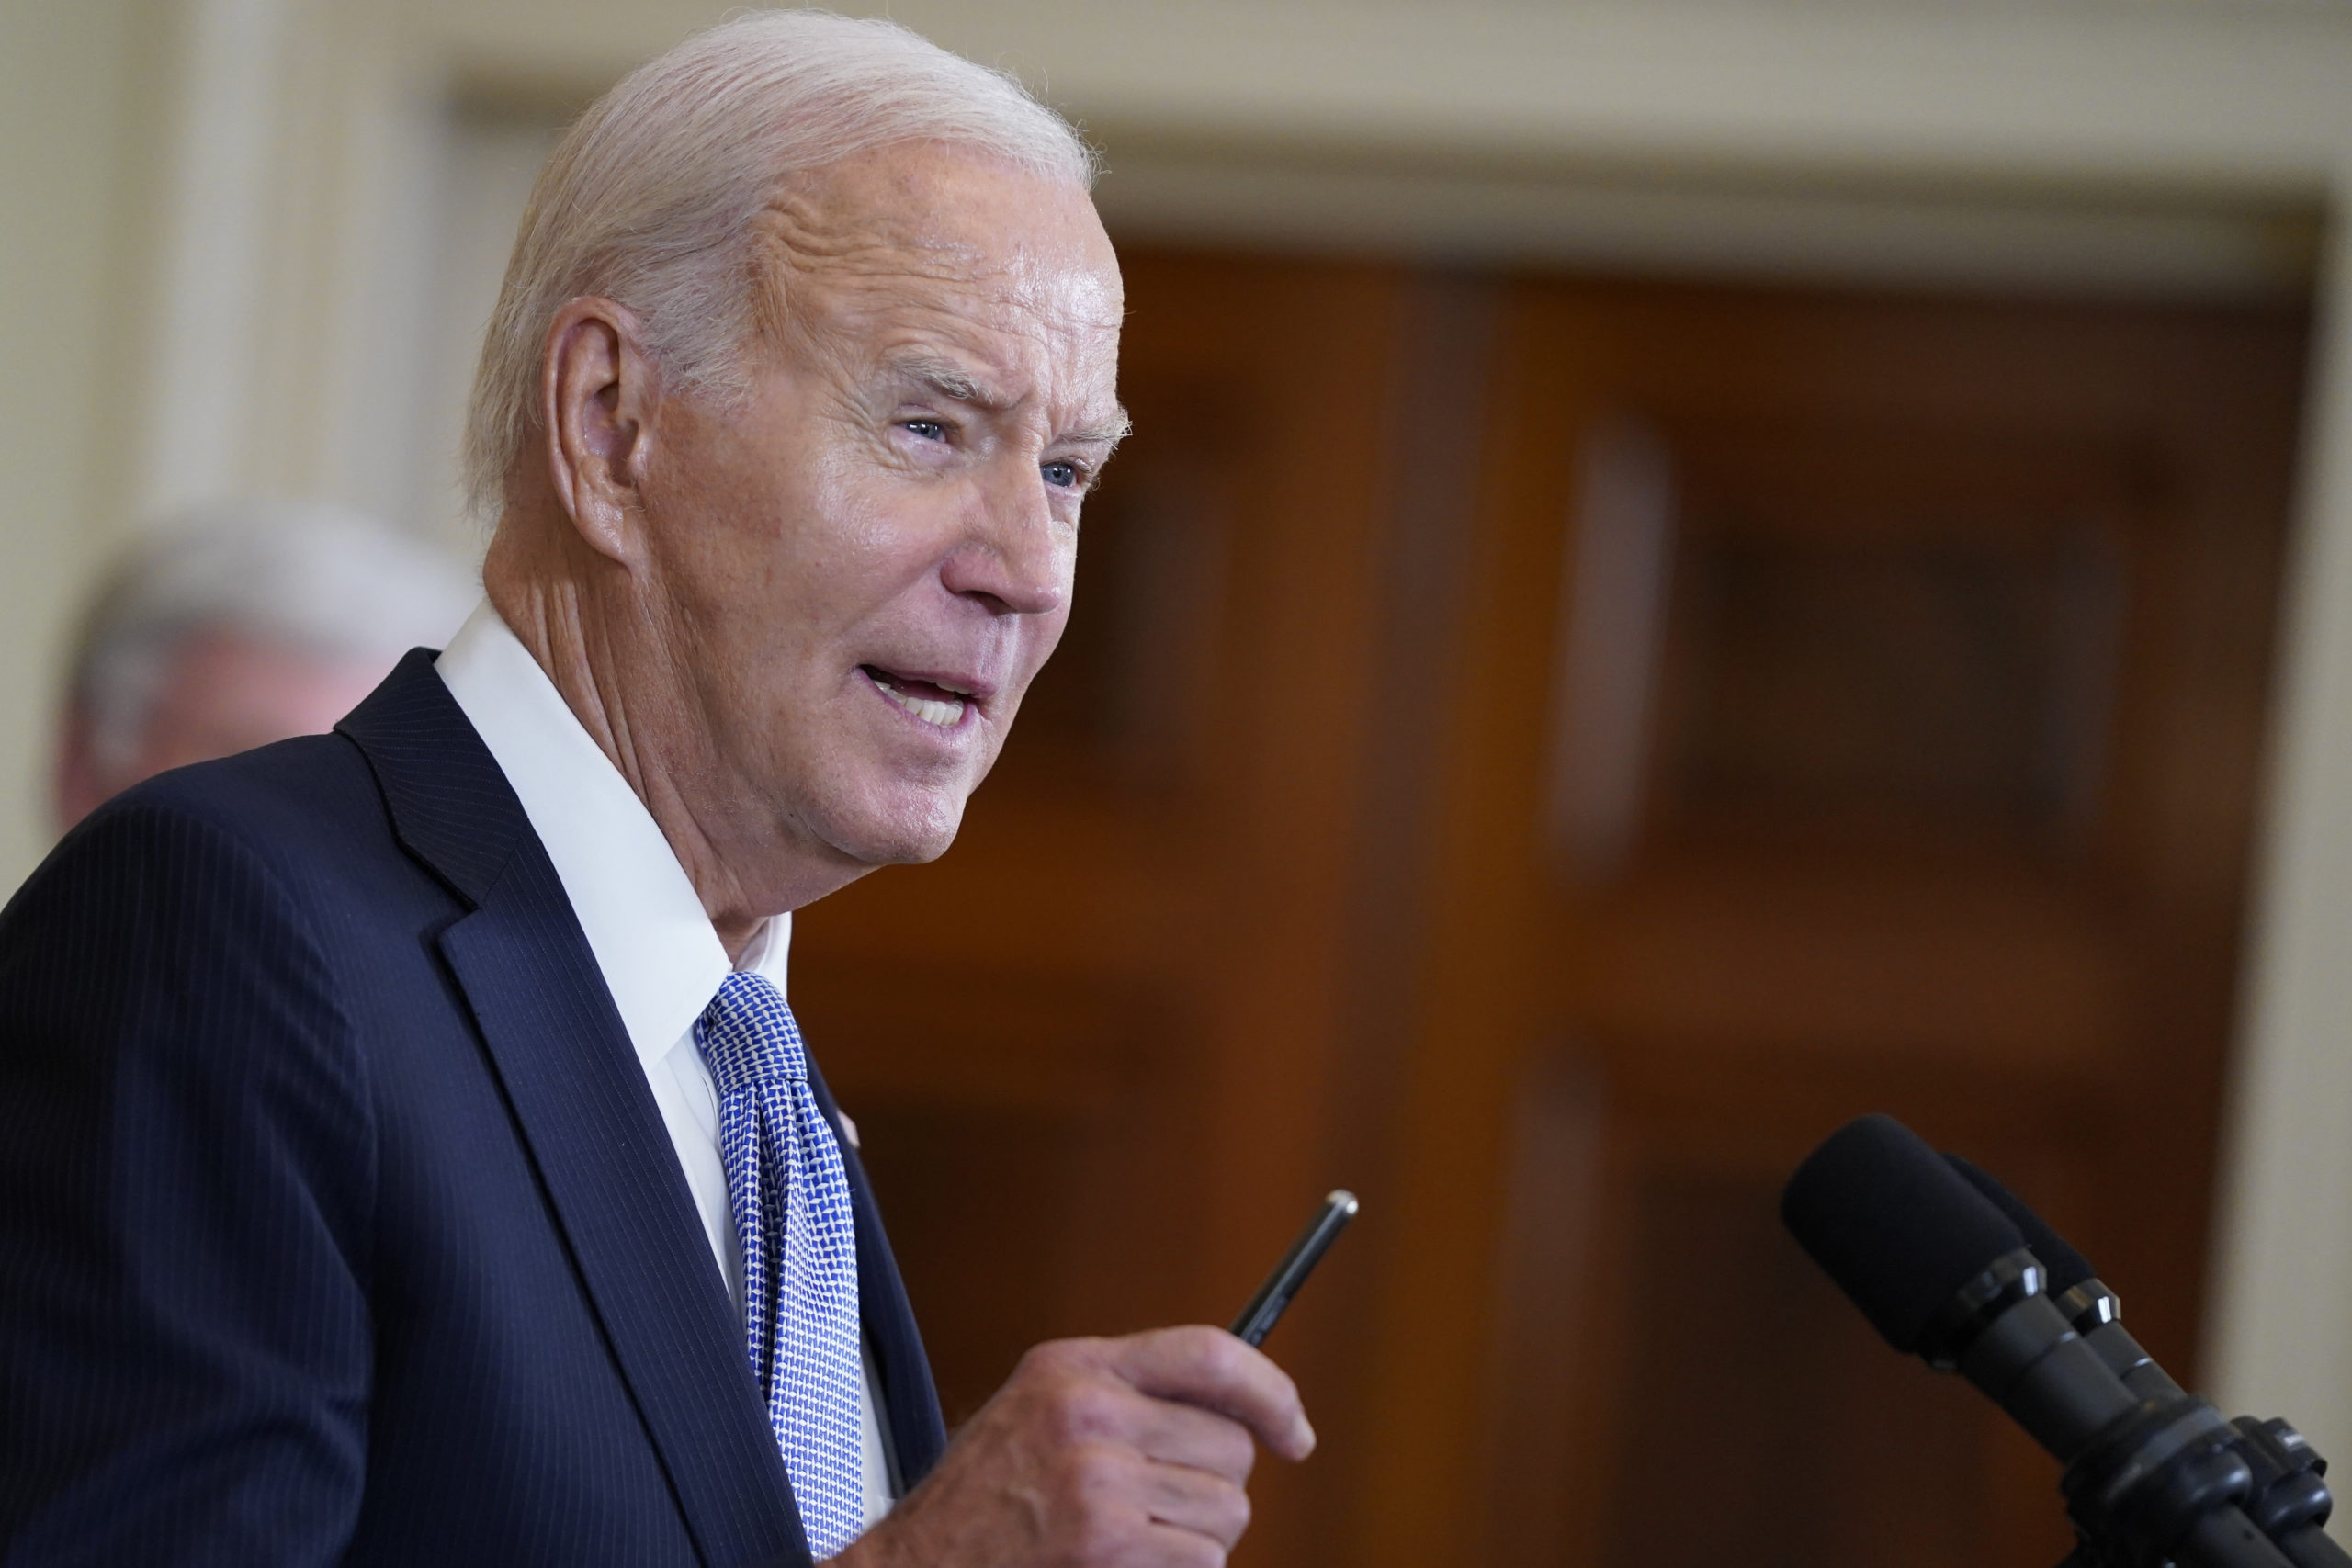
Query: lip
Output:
[[857, 662, 994, 733], [858, 661, 999, 705]]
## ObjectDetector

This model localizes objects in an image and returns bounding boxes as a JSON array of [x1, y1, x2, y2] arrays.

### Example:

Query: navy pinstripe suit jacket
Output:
[[0, 650, 947, 1565]]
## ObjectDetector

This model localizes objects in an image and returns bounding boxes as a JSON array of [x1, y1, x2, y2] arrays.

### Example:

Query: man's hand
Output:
[[834, 1325, 1314, 1568]]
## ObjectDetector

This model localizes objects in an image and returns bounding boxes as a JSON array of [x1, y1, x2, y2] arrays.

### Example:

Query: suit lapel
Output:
[[341, 654, 806, 1568], [806, 1065, 949, 1484]]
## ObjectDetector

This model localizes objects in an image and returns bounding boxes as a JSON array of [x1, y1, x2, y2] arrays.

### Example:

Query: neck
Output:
[[481, 521, 838, 964]]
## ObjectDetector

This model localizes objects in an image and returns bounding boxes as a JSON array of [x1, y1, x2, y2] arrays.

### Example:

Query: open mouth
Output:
[[861, 665, 972, 728]]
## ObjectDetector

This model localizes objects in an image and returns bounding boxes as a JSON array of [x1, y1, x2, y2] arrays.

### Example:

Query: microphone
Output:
[[1941, 1155, 2179, 1403], [1943, 1154, 2347, 1568], [1783, 1114, 2296, 1568]]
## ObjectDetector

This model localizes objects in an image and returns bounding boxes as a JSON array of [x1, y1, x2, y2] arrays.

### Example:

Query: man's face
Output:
[[53, 631, 391, 829], [637, 147, 1124, 877]]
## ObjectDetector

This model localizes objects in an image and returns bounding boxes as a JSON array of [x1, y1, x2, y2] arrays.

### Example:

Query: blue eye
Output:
[[1042, 460, 1080, 489], [903, 420, 947, 442]]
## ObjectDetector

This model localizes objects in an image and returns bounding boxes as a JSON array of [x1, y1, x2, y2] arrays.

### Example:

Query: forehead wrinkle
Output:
[[746, 180, 991, 357], [751, 168, 1091, 339], [750, 168, 1119, 336], [755, 232, 1088, 394], [753, 175, 986, 276], [740, 157, 1123, 438]]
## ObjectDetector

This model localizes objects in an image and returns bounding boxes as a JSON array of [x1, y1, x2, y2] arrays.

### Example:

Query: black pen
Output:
[[1230, 1190, 1359, 1348]]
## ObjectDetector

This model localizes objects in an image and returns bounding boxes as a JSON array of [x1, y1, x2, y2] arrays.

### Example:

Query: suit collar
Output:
[[335, 647, 525, 907]]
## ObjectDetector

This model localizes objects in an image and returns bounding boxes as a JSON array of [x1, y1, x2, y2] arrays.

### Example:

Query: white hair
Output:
[[67, 501, 478, 771], [461, 9, 1099, 526]]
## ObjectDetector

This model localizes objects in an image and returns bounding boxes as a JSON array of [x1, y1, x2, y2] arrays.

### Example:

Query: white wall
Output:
[[19, 0, 2352, 1466], [0, 0, 160, 884]]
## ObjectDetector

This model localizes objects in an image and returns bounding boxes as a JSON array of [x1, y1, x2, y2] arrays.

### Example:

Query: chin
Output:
[[830, 788, 968, 868]]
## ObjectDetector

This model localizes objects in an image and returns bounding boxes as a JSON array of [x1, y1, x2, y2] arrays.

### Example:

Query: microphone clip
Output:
[[2057, 1407, 2335, 1568], [2063, 1395, 2251, 1567]]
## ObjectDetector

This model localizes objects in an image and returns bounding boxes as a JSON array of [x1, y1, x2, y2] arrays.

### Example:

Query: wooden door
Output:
[[789, 248, 1411, 1565], [1355, 279, 2307, 1568]]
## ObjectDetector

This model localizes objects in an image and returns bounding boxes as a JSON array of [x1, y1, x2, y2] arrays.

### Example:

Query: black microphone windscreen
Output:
[[1781, 1113, 2026, 1355], [1944, 1153, 2096, 1295]]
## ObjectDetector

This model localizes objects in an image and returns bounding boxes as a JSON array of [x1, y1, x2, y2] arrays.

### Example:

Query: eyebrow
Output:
[[888, 353, 1006, 410], [1065, 409, 1134, 449], [884, 352, 1132, 450]]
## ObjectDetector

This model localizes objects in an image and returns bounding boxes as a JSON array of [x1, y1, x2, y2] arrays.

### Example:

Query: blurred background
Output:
[[11, 1, 2352, 1562]]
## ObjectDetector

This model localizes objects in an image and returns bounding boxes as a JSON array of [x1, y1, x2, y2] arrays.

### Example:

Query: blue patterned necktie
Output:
[[695, 973, 865, 1557]]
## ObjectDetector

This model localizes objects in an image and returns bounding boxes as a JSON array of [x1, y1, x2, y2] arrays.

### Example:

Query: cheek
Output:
[[779, 486, 955, 649], [661, 450, 885, 637]]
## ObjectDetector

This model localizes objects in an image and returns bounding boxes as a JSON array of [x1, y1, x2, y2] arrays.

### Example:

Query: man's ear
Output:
[[539, 297, 658, 568]]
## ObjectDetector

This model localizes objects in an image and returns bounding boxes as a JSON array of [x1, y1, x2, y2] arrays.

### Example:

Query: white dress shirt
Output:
[[436, 600, 892, 1535]]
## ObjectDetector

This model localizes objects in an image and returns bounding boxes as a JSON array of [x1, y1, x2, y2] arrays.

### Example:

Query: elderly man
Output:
[[0, 14, 1308, 1568], [51, 502, 475, 829]]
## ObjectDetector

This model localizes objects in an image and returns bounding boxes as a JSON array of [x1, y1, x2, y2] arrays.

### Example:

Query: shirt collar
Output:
[[435, 599, 789, 1070]]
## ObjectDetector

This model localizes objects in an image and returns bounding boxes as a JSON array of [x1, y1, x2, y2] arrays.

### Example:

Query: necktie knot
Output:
[[695, 972, 808, 1094]]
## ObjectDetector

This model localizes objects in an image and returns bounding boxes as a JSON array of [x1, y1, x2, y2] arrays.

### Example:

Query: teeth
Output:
[[872, 676, 967, 728], [903, 694, 964, 727]]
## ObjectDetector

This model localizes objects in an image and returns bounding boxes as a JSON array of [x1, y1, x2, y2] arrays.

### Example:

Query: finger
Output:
[[1105, 1325, 1315, 1461], [1126, 1396, 1257, 1484], [1135, 1519, 1229, 1568], [1137, 1460, 1252, 1552], [1011, 1348, 1253, 1479]]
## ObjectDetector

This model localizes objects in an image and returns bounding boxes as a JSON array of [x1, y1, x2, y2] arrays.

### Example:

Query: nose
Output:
[[941, 458, 1071, 617]]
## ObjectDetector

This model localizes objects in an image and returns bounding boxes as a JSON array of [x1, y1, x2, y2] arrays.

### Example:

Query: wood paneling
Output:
[[1363, 279, 2305, 1568]]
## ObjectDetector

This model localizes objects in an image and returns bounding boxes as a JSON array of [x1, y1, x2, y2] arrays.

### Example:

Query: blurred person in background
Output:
[[51, 501, 475, 829]]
